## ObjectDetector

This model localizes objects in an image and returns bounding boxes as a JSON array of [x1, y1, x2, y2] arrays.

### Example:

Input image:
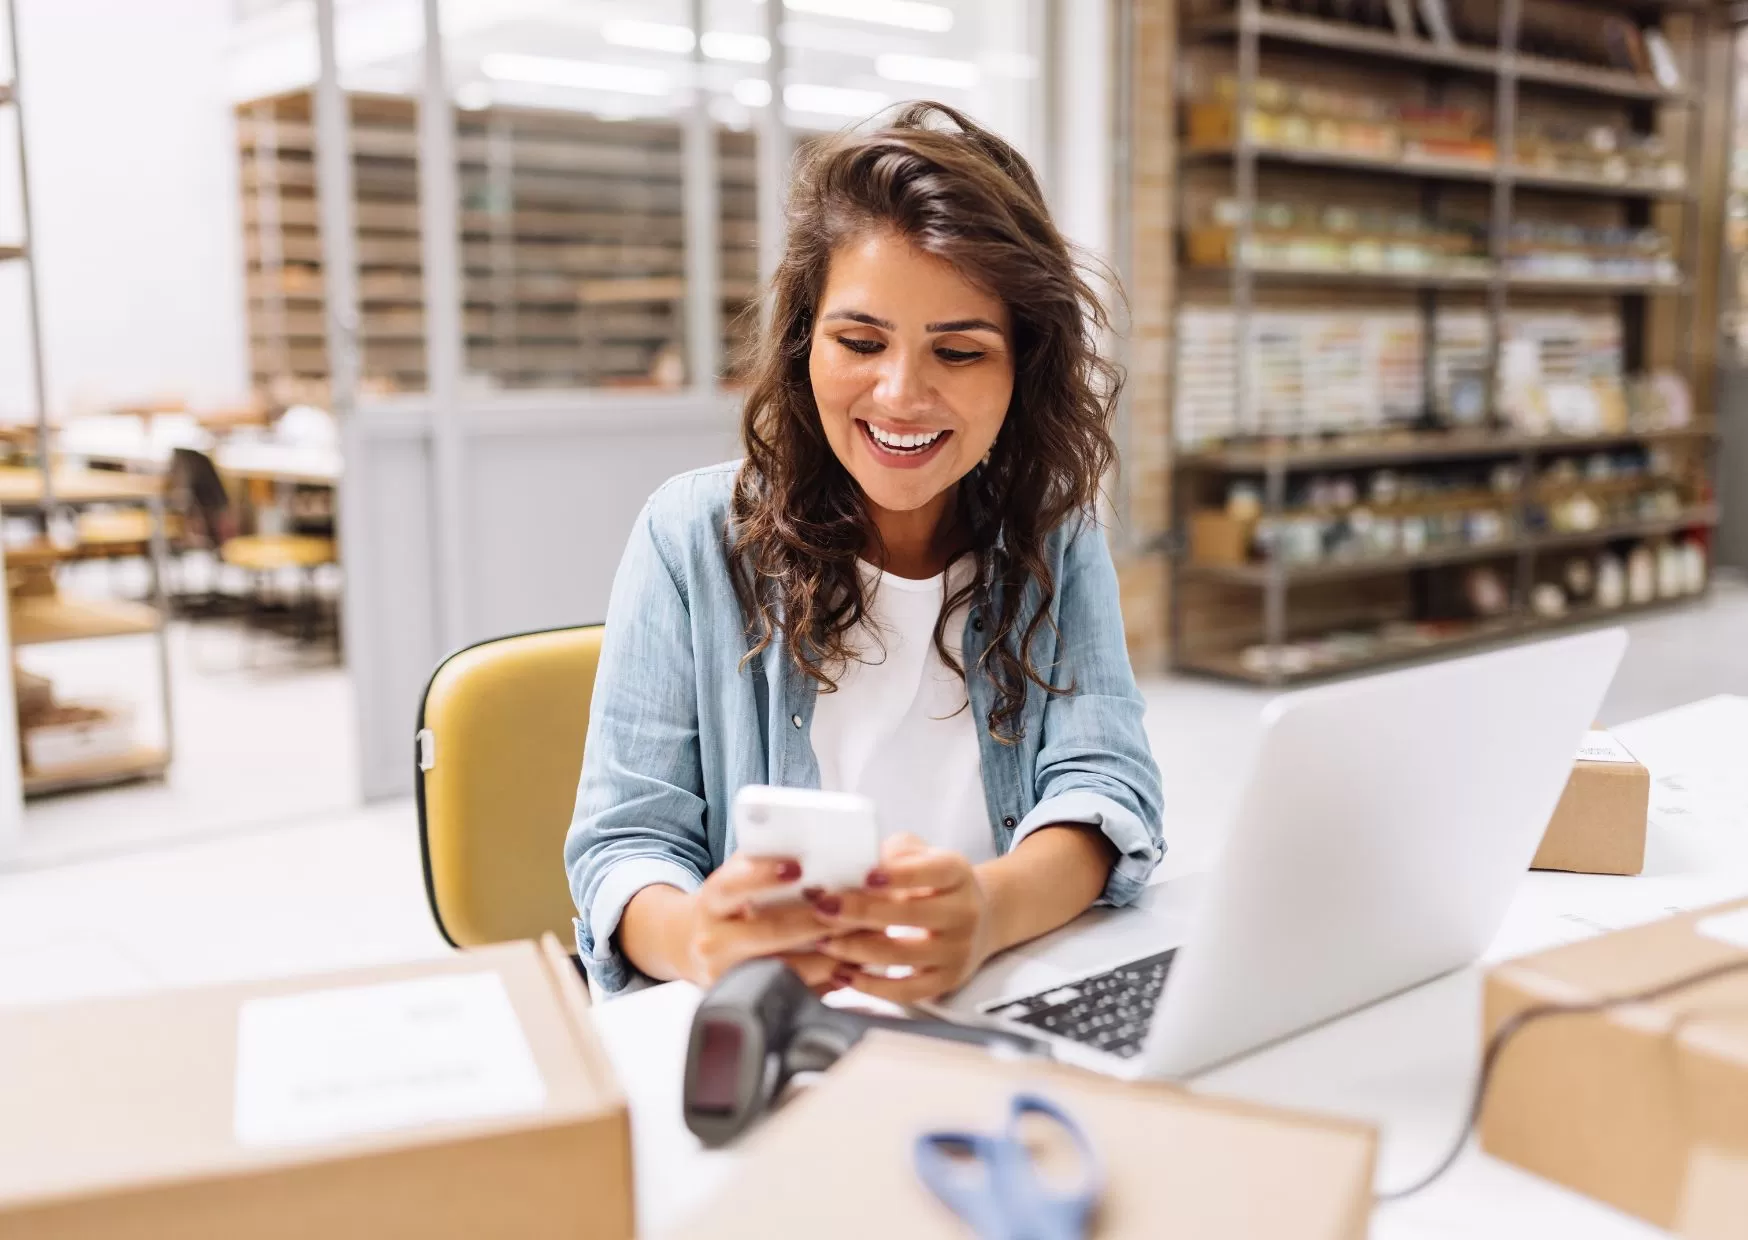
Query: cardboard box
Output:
[[672, 1031, 1376, 1239], [1530, 728, 1649, 876], [0, 936, 633, 1240], [1480, 899, 1748, 1233], [1190, 509, 1257, 567]]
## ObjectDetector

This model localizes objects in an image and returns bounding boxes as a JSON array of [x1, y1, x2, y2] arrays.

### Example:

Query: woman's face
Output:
[[809, 230, 1014, 519]]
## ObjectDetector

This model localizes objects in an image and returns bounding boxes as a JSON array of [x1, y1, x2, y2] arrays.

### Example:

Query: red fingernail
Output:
[[776, 860, 802, 881], [865, 869, 890, 888], [801, 886, 824, 902], [834, 966, 857, 986], [814, 894, 842, 915]]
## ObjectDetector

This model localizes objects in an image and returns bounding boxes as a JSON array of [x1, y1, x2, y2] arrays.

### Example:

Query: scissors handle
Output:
[[913, 1093, 1101, 1240]]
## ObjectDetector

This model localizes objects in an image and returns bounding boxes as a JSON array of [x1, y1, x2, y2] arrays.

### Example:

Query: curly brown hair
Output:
[[729, 101, 1121, 744]]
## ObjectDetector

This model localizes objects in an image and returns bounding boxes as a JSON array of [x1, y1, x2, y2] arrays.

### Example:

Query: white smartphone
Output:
[[730, 785, 881, 905]]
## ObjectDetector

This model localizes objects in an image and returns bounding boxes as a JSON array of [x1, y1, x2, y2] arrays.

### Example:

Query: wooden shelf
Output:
[[0, 83, 13, 106], [1188, 262, 1684, 293], [1507, 272, 1686, 294], [1187, 261, 1495, 288], [1183, 142, 1497, 184], [1175, 594, 1708, 685], [0, 244, 24, 263], [1181, 506, 1718, 588], [1532, 505, 1720, 551], [1186, 11, 1691, 105], [9, 597, 163, 646], [1183, 538, 1523, 586], [1183, 142, 1692, 201], [1177, 424, 1717, 472], [23, 746, 168, 797]]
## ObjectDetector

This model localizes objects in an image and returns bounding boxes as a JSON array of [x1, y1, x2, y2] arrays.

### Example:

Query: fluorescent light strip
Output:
[[875, 53, 979, 89], [701, 32, 772, 63], [601, 20, 770, 64], [479, 53, 672, 97], [756, 0, 953, 34], [735, 79, 892, 117], [601, 19, 694, 54]]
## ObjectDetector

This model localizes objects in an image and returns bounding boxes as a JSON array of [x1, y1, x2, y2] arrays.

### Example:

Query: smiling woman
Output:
[[564, 102, 1164, 1001]]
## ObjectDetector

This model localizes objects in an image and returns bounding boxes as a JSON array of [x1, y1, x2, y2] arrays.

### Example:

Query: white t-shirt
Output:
[[810, 559, 996, 864]]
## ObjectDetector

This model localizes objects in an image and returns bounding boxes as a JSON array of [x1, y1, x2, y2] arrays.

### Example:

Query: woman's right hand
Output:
[[674, 855, 845, 992]]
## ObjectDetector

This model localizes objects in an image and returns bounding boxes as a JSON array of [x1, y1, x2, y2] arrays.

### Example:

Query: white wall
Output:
[[0, 0, 249, 423]]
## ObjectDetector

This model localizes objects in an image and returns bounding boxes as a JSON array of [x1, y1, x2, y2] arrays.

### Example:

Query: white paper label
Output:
[[1696, 909, 1748, 953], [1577, 730, 1638, 765], [234, 971, 547, 1148]]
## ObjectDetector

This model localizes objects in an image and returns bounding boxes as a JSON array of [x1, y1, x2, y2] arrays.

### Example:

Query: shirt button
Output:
[[791, 713, 803, 729], [1002, 816, 1015, 830], [972, 617, 985, 632]]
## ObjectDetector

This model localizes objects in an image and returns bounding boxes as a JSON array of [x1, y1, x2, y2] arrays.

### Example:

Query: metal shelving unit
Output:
[[1170, 0, 1723, 685], [1, 0, 174, 795], [238, 89, 760, 396]]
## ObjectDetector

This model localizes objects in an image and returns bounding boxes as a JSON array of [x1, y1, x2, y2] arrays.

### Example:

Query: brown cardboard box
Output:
[[0, 936, 632, 1240], [1530, 729, 1649, 876], [1480, 899, 1748, 1233], [673, 1031, 1376, 1239], [1190, 509, 1257, 567]]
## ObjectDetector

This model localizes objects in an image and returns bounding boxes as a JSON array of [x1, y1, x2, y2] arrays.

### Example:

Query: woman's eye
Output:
[[836, 336, 883, 355], [937, 347, 985, 364]]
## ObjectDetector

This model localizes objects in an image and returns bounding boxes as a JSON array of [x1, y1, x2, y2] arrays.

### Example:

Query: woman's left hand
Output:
[[806, 833, 995, 1003]]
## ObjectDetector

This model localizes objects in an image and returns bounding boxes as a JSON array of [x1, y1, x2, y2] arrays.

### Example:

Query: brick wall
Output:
[[1114, 0, 1176, 673]]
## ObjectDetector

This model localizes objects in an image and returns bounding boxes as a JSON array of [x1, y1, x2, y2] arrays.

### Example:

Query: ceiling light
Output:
[[454, 81, 494, 110], [701, 32, 771, 63], [601, 19, 694, 54], [732, 79, 890, 118], [784, 83, 890, 116], [733, 78, 773, 108], [875, 53, 979, 89], [479, 53, 672, 97], [755, 0, 952, 34]]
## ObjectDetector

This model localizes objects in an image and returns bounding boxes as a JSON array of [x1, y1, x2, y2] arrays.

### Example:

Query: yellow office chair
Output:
[[415, 625, 603, 948]]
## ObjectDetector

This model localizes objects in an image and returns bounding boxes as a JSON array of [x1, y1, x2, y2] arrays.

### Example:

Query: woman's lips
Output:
[[857, 419, 953, 470]]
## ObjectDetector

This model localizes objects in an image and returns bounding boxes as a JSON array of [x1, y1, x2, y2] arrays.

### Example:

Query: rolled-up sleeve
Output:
[[1010, 517, 1165, 906], [564, 497, 713, 994]]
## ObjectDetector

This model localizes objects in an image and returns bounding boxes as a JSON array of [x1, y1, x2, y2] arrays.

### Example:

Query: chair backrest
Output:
[[416, 625, 603, 948], [169, 447, 233, 545]]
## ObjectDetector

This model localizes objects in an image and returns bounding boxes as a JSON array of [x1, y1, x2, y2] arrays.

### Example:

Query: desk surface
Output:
[[590, 695, 1748, 1239], [214, 442, 343, 486], [0, 467, 164, 508]]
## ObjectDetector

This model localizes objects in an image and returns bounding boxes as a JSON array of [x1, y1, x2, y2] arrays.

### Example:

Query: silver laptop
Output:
[[935, 627, 1627, 1079]]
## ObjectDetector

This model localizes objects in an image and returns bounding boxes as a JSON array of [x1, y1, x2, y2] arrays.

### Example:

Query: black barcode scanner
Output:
[[682, 958, 1051, 1147]]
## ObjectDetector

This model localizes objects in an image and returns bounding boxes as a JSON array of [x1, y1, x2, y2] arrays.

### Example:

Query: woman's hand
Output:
[[621, 856, 844, 993], [806, 834, 996, 1003]]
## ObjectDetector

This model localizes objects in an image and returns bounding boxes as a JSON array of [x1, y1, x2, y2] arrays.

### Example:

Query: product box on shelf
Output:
[[1530, 729, 1649, 876], [21, 699, 136, 772], [0, 937, 632, 1240], [1480, 901, 1748, 1235]]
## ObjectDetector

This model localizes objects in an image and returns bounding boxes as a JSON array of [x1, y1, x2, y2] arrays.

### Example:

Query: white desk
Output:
[[590, 695, 1748, 1238], [214, 442, 343, 487]]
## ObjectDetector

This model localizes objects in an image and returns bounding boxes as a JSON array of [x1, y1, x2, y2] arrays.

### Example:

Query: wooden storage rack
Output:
[[1169, 0, 1724, 685], [238, 90, 759, 396]]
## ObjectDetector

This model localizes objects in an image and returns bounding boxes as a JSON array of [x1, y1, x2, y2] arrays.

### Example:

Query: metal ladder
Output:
[[1, 0, 51, 506]]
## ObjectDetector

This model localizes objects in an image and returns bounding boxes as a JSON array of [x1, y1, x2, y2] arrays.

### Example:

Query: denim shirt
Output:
[[564, 462, 1165, 994]]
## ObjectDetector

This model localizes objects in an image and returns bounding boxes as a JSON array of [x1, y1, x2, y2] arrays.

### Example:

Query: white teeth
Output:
[[866, 423, 943, 453]]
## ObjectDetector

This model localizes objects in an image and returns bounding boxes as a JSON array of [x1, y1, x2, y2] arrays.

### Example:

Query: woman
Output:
[[565, 102, 1164, 999]]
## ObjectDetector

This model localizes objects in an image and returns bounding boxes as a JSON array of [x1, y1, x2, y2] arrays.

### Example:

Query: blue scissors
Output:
[[913, 1092, 1103, 1240]]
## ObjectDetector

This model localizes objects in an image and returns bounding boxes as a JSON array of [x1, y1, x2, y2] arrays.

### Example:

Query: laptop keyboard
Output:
[[981, 949, 1178, 1059]]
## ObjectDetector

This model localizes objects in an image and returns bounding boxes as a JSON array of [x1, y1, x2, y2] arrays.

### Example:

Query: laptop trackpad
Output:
[[934, 873, 1207, 1017]]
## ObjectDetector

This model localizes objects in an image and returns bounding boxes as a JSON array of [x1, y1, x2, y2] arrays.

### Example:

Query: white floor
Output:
[[0, 577, 1744, 1010]]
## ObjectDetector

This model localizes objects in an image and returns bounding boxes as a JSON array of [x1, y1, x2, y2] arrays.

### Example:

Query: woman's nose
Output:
[[871, 350, 932, 413]]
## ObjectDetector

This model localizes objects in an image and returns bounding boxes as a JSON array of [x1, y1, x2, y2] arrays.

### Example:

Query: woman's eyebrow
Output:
[[821, 309, 893, 329], [926, 318, 1003, 334]]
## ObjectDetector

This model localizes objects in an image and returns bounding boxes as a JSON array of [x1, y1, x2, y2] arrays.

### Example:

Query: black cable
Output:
[[1377, 956, 1748, 1201]]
